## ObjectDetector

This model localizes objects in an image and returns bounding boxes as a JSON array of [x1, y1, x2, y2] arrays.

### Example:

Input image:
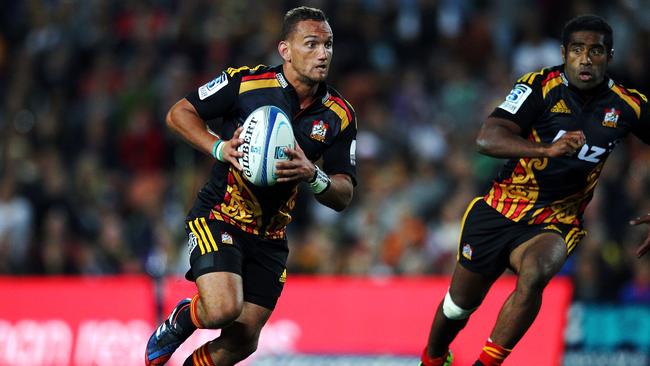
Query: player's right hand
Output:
[[221, 126, 245, 171], [545, 130, 586, 158]]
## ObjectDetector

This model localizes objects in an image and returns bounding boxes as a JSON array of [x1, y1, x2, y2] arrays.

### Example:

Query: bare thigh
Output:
[[449, 263, 501, 309], [195, 272, 244, 326]]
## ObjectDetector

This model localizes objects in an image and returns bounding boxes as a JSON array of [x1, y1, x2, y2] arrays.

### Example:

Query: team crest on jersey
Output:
[[462, 243, 473, 260], [221, 231, 233, 245], [602, 108, 620, 128], [187, 232, 198, 254], [310, 120, 328, 142]]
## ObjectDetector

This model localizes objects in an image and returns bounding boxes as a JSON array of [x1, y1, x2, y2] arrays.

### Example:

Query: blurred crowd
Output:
[[1, 0, 649, 305]]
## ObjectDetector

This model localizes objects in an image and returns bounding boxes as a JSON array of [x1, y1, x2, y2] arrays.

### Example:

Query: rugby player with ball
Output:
[[145, 6, 357, 366]]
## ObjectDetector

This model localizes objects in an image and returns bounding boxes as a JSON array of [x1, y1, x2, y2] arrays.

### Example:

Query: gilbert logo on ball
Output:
[[238, 106, 295, 186]]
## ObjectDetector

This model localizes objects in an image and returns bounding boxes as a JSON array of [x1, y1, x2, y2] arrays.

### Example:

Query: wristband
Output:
[[211, 140, 225, 162], [308, 165, 331, 195]]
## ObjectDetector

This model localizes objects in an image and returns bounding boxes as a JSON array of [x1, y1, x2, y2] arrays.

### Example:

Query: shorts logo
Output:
[[310, 120, 328, 142], [279, 269, 287, 283], [188, 232, 198, 255], [462, 243, 473, 260], [221, 232, 233, 245], [602, 108, 620, 128]]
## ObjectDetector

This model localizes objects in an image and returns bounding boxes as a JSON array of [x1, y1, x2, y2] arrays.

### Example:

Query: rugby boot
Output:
[[146, 298, 194, 366], [419, 350, 453, 366]]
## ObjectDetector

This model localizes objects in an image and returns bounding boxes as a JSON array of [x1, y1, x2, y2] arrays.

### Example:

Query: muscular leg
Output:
[[194, 272, 244, 329], [426, 264, 500, 357], [489, 233, 567, 348], [194, 302, 272, 366]]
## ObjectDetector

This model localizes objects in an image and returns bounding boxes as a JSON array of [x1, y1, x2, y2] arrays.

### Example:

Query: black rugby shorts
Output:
[[457, 197, 586, 277], [184, 218, 289, 310]]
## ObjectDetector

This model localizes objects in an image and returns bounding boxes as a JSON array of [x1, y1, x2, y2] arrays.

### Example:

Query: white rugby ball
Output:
[[238, 105, 295, 186]]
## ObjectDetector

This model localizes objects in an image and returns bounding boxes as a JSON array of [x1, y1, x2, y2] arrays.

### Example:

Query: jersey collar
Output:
[[273, 64, 329, 111]]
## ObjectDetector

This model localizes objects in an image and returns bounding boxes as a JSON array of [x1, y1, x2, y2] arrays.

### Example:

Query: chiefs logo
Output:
[[310, 120, 328, 142], [602, 108, 619, 128]]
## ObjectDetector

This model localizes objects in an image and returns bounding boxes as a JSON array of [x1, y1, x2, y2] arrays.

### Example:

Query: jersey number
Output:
[[552, 130, 606, 163]]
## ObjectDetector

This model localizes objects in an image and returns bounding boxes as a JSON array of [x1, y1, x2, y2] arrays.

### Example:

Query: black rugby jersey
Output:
[[184, 64, 357, 239], [485, 65, 650, 227]]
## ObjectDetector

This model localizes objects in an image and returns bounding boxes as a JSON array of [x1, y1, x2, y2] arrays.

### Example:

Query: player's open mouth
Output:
[[578, 71, 592, 81]]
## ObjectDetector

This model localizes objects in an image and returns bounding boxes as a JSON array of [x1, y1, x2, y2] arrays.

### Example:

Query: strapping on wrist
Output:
[[211, 140, 225, 162], [308, 165, 331, 195]]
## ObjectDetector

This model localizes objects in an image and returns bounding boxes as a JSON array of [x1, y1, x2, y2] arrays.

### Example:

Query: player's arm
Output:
[[478, 75, 585, 159], [274, 144, 353, 211], [166, 99, 244, 170], [168, 71, 244, 169], [311, 172, 353, 212], [276, 101, 357, 212], [476, 117, 586, 158], [629, 214, 650, 258], [628, 90, 650, 258]]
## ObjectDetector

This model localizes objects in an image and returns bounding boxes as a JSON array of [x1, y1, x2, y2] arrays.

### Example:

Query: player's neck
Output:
[[293, 83, 318, 108], [282, 64, 320, 109]]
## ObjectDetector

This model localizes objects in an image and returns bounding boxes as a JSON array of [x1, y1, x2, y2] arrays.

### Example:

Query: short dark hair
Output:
[[280, 6, 328, 41], [561, 14, 613, 51]]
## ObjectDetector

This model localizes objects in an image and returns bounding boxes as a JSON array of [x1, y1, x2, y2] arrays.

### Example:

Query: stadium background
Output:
[[0, 0, 648, 365]]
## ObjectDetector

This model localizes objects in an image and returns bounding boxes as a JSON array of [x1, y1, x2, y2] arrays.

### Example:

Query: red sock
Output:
[[184, 343, 215, 366], [420, 347, 450, 366], [477, 339, 512, 366]]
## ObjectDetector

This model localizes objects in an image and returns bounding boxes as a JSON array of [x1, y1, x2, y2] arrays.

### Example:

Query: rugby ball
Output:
[[238, 105, 295, 186]]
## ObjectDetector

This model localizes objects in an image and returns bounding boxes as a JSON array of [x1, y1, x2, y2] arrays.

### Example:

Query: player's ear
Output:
[[278, 41, 291, 63], [608, 48, 614, 62], [560, 45, 566, 63]]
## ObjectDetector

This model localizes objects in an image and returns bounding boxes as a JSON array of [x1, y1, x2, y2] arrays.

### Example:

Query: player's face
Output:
[[284, 20, 333, 85], [561, 31, 611, 90]]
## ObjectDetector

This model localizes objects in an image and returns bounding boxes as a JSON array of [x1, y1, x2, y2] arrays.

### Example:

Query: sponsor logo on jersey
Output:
[[198, 72, 228, 100], [550, 99, 571, 114], [187, 232, 198, 254], [310, 120, 328, 142], [498, 84, 532, 114], [462, 243, 473, 260], [221, 231, 233, 245], [602, 108, 620, 128], [276, 73, 288, 88]]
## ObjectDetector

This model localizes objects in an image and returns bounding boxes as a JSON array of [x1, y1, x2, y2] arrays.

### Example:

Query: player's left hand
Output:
[[274, 142, 315, 183], [629, 213, 650, 258]]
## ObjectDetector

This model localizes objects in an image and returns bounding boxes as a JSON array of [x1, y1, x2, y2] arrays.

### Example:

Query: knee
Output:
[[442, 291, 477, 320], [518, 264, 557, 294], [200, 298, 243, 329]]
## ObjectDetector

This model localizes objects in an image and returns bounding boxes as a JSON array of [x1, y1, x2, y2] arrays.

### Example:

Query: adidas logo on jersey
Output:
[[550, 99, 571, 114]]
